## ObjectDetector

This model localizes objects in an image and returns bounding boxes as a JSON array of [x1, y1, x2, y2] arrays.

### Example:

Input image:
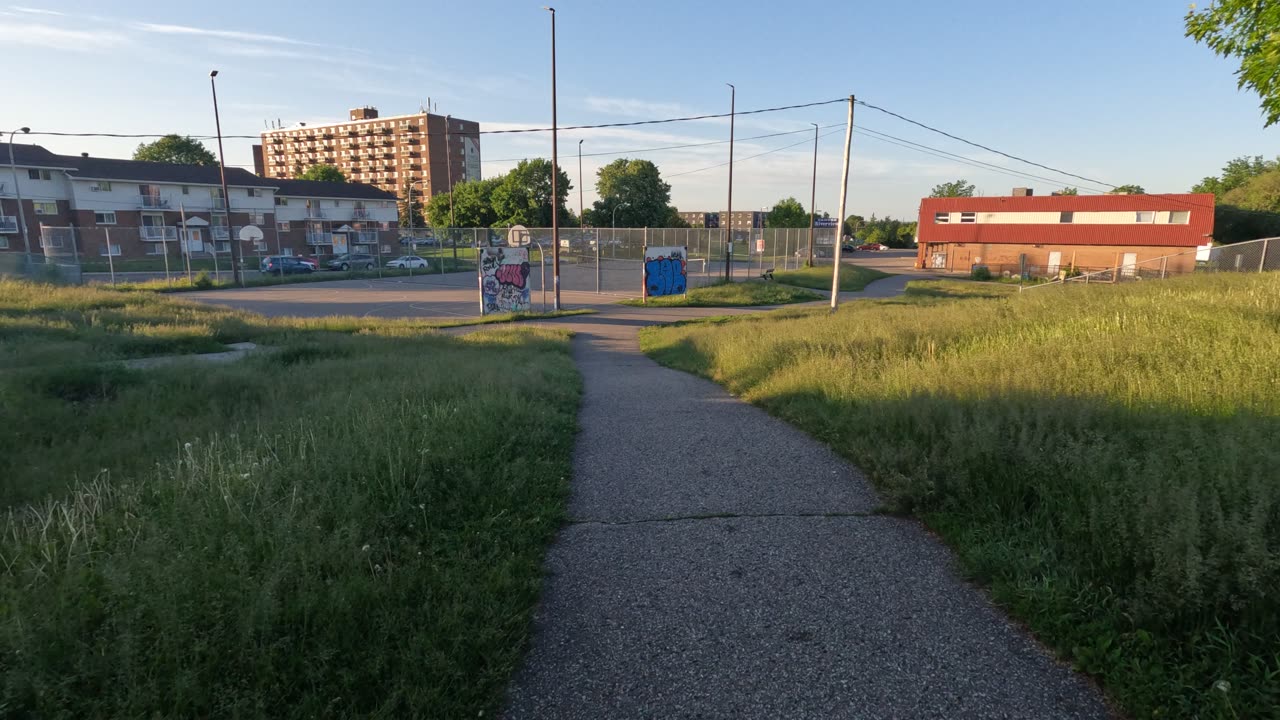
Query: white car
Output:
[[386, 255, 429, 269]]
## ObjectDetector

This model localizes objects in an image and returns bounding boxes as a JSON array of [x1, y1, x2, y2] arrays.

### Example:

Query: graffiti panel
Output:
[[478, 247, 532, 315], [644, 246, 688, 298]]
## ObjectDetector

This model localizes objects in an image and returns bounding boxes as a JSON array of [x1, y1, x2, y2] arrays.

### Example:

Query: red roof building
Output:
[[916, 190, 1215, 278]]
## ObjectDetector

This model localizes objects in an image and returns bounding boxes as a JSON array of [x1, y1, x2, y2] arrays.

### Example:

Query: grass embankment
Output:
[[0, 280, 581, 717], [620, 280, 821, 307], [772, 263, 891, 292], [639, 276, 1280, 718]]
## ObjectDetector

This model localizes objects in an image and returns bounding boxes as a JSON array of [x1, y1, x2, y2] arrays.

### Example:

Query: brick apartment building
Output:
[[1, 142, 398, 262], [916, 189, 1215, 277], [676, 210, 769, 232], [257, 107, 480, 200]]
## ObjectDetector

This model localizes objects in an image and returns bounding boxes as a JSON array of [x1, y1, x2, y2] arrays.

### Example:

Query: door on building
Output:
[[182, 229, 204, 254], [1047, 251, 1062, 277], [333, 233, 350, 255], [1121, 252, 1138, 279], [930, 251, 946, 269]]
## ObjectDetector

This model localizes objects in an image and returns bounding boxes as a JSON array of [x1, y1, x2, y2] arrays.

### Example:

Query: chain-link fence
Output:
[[4, 224, 842, 294], [1017, 236, 1280, 291]]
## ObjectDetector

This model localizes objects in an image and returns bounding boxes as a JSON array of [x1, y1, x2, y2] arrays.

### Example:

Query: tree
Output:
[[490, 158, 572, 227], [1056, 187, 1079, 196], [843, 214, 866, 238], [1109, 184, 1146, 194], [1186, 2, 1280, 127], [929, 179, 976, 198], [296, 164, 347, 183], [765, 197, 810, 228], [133, 134, 216, 165], [399, 182, 425, 229], [1222, 168, 1280, 213], [665, 209, 691, 228], [427, 177, 502, 228], [1192, 155, 1280, 195], [586, 158, 674, 228]]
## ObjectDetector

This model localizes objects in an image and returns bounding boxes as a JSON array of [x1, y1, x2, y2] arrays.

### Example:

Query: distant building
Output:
[[0, 142, 398, 262], [675, 210, 767, 232], [916, 189, 1215, 277], [260, 107, 480, 200]]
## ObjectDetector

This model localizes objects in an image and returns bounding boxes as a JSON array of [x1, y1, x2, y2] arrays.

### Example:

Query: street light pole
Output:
[[543, 6, 562, 310], [725, 83, 735, 282], [578, 138, 584, 227], [830, 95, 856, 311], [209, 70, 242, 286], [6, 127, 33, 270], [808, 122, 818, 268]]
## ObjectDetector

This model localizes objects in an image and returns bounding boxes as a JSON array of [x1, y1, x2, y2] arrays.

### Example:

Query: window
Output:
[[1135, 211, 1154, 223], [40, 234, 62, 249], [960, 212, 976, 223], [92, 181, 111, 192], [934, 212, 950, 224], [215, 241, 230, 253], [212, 214, 227, 227], [1060, 211, 1074, 223], [139, 184, 157, 196], [275, 196, 288, 206], [0, 236, 8, 249], [100, 243, 121, 256], [247, 188, 263, 198], [182, 185, 190, 195], [248, 211, 266, 225], [33, 201, 57, 215], [277, 221, 291, 231], [94, 211, 117, 225], [253, 240, 269, 252], [27, 169, 51, 180], [1169, 210, 1190, 224]]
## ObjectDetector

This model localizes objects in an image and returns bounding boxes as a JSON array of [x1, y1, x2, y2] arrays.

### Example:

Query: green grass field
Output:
[[619, 280, 821, 307], [772, 264, 892, 292], [639, 275, 1280, 718], [0, 280, 581, 717]]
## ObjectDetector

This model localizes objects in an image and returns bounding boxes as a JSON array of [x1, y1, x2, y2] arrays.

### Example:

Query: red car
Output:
[[857, 242, 889, 252]]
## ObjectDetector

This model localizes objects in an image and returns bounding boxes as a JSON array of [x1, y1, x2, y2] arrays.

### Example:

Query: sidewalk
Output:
[[501, 277, 1110, 718]]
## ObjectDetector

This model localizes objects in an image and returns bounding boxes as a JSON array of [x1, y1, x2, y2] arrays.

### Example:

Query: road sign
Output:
[[814, 218, 839, 228]]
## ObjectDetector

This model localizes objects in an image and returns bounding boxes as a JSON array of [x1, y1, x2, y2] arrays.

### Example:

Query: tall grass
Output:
[[640, 275, 1280, 718], [619, 280, 820, 307], [0, 281, 581, 717], [772, 263, 891, 292]]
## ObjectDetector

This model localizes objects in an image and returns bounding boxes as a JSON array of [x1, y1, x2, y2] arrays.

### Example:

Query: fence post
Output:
[[104, 228, 116, 285], [1161, 256, 1167, 279], [1261, 238, 1269, 273]]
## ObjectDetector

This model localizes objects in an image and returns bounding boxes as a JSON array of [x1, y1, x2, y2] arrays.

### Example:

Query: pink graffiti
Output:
[[495, 262, 529, 289]]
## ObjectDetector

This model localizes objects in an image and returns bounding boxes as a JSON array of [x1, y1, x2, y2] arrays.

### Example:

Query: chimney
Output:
[[350, 106, 379, 121], [1012, 187, 1034, 197], [81, 152, 89, 157]]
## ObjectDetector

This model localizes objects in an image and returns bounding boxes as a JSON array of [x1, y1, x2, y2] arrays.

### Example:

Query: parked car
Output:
[[326, 253, 378, 271], [294, 257, 319, 271], [386, 255, 428, 269], [842, 244, 857, 253], [857, 242, 890, 252], [400, 234, 438, 247], [260, 256, 314, 274]]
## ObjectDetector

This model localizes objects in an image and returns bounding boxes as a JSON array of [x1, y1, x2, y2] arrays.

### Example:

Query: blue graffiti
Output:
[[645, 253, 687, 297]]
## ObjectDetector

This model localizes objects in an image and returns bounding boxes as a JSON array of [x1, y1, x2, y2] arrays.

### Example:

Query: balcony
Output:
[[306, 232, 333, 245], [140, 195, 170, 209], [305, 207, 326, 219], [139, 226, 179, 241], [0, 216, 17, 234], [212, 198, 227, 210], [353, 208, 369, 219]]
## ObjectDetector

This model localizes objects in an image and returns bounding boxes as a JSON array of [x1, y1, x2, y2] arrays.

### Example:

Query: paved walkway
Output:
[[501, 276, 1110, 719]]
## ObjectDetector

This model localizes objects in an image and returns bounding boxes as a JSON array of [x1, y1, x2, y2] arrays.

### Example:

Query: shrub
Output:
[[192, 271, 214, 289], [969, 265, 993, 281]]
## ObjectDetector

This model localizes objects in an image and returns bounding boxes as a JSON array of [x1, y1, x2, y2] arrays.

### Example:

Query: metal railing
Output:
[[140, 226, 179, 241], [140, 195, 169, 209], [306, 207, 326, 218], [353, 208, 370, 219], [0, 216, 17, 234], [306, 232, 333, 245], [1018, 236, 1279, 292]]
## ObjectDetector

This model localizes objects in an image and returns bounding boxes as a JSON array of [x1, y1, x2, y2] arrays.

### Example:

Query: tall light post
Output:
[[543, 6, 562, 310], [724, 83, 735, 282], [209, 70, 242, 286], [6, 127, 33, 269], [577, 138, 585, 228], [807, 122, 818, 267]]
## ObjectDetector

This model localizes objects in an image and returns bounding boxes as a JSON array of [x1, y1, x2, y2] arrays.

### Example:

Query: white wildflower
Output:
[[1214, 680, 1231, 694], [361, 544, 370, 552]]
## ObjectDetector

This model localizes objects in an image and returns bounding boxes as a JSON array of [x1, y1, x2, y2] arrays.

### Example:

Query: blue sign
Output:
[[814, 218, 839, 228]]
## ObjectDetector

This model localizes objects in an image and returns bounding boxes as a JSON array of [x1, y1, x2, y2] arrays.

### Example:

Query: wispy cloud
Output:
[[0, 21, 127, 51], [9, 5, 66, 16], [218, 42, 398, 72], [133, 23, 326, 48], [583, 96, 688, 118]]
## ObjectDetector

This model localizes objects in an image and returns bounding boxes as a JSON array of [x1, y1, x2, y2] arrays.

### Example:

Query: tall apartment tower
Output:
[[260, 106, 481, 199]]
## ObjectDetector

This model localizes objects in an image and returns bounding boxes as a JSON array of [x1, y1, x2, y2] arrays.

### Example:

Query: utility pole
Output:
[[209, 70, 242, 286], [6, 127, 33, 271], [544, 6, 562, 310], [724, 83, 735, 282], [830, 95, 855, 311], [807, 122, 818, 268], [578, 138, 584, 228]]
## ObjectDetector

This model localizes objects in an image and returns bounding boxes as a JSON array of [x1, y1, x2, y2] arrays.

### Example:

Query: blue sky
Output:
[[1, 0, 1273, 219]]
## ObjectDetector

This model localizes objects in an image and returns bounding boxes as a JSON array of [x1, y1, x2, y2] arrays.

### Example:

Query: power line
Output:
[[666, 129, 844, 178], [855, 99, 1115, 188], [482, 123, 845, 164]]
